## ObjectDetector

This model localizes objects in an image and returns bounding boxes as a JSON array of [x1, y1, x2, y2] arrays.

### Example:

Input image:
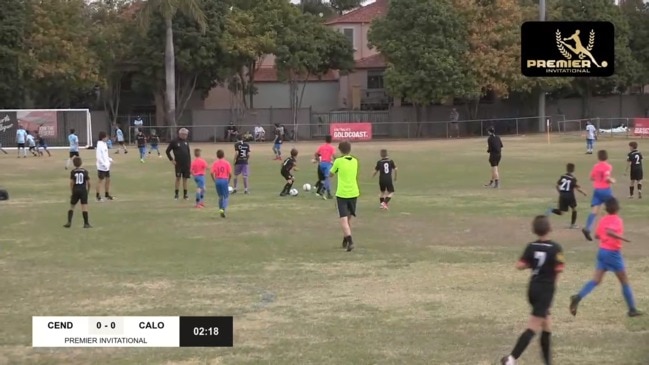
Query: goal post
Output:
[[0, 109, 93, 149]]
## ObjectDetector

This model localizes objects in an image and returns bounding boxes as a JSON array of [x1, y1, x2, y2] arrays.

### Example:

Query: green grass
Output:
[[0, 136, 648, 365]]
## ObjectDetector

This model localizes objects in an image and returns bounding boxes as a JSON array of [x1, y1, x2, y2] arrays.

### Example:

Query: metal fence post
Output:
[[516, 118, 519, 135]]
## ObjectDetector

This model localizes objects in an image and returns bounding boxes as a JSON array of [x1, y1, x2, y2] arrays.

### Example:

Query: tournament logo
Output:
[[521, 21, 615, 77]]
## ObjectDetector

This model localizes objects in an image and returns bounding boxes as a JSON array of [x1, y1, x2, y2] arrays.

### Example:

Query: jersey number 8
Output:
[[383, 162, 390, 174]]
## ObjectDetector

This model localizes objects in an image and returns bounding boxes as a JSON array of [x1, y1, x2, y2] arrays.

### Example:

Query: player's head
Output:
[[72, 156, 83, 168], [532, 215, 551, 237], [26, 130, 31, 135], [487, 127, 495, 135], [178, 128, 189, 139], [380, 149, 388, 158], [70, 129, 75, 134], [325, 135, 332, 143], [566, 163, 575, 173], [194, 148, 201, 157], [290, 148, 298, 157], [151, 129, 157, 135], [98, 131, 107, 141], [338, 141, 351, 155], [629, 141, 638, 150], [216, 149, 224, 159], [597, 150, 608, 161], [605, 197, 620, 215]]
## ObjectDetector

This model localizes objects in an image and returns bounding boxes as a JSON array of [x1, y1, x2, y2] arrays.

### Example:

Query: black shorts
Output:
[[528, 283, 555, 318], [489, 153, 501, 167], [28, 146, 35, 151], [70, 189, 88, 205], [17, 143, 25, 148], [558, 194, 577, 211], [69, 151, 79, 158], [175, 165, 190, 179], [379, 179, 395, 193], [336, 197, 357, 218], [630, 168, 643, 181], [98, 170, 110, 180], [281, 171, 293, 181]]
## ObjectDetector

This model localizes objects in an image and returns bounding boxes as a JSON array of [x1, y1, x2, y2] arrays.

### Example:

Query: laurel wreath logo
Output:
[[556, 30, 572, 59], [580, 29, 596, 60]]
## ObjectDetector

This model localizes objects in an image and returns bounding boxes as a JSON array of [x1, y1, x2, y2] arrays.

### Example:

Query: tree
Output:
[[0, 0, 27, 108], [621, 0, 649, 86], [138, 0, 207, 127], [329, 0, 363, 15], [369, 0, 474, 133], [299, 0, 336, 18]]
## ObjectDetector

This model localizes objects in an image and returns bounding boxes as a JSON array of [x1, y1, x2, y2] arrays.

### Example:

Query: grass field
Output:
[[0, 136, 648, 365]]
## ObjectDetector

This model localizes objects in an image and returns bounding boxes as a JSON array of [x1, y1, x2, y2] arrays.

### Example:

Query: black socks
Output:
[[67, 210, 73, 223], [174, 189, 179, 197], [511, 328, 535, 359], [571, 211, 577, 225], [68, 210, 90, 225], [630, 186, 634, 196], [385, 197, 391, 204], [541, 331, 551, 364]]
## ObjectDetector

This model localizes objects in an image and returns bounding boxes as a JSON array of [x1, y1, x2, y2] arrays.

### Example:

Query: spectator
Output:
[[133, 115, 144, 135], [449, 108, 460, 138], [225, 122, 239, 142], [254, 125, 266, 141]]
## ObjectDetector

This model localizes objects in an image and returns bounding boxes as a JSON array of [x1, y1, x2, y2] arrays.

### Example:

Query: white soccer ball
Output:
[[303, 183, 312, 192], [228, 186, 234, 193], [289, 188, 299, 196]]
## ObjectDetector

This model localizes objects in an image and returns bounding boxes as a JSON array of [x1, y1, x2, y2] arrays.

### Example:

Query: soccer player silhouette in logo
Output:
[[560, 30, 601, 67]]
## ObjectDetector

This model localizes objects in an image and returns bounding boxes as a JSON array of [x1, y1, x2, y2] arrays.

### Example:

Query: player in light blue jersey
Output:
[[16, 125, 27, 158], [115, 124, 128, 154], [66, 129, 80, 169], [585, 121, 597, 154]]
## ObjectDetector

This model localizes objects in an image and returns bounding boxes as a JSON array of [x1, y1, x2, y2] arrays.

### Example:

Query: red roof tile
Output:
[[354, 54, 386, 69], [253, 67, 338, 83], [325, 0, 388, 25]]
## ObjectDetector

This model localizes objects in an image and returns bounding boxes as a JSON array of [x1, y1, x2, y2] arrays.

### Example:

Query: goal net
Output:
[[0, 109, 93, 149]]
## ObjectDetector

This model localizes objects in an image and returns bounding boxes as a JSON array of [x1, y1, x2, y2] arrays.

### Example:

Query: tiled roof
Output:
[[324, 0, 388, 25], [354, 54, 386, 69], [253, 67, 338, 83]]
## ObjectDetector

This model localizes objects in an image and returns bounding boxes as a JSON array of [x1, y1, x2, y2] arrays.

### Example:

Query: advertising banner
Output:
[[633, 118, 649, 136], [329, 123, 372, 141], [18, 110, 58, 137]]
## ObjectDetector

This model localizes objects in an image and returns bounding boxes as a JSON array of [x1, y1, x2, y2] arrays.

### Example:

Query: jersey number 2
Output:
[[559, 178, 571, 191], [75, 173, 84, 185], [634, 154, 641, 165], [533, 251, 547, 275], [383, 163, 390, 174]]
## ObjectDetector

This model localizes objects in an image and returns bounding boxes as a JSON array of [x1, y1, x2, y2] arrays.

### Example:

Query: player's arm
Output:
[[329, 161, 338, 177], [392, 161, 397, 181], [625, 155, 632, 175], [69, 174, 74, 192], [292, 161, 299, 172], [575, 184, 587, 196], [372, 161, 379, 178], [605, 229, 630, 242], [85, 171, 91, 191], [516, 245, 532, 270], [165, 143, 175, 163]]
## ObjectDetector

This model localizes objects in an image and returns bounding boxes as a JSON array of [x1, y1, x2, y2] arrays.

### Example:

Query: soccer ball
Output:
[[289, 188, 299, 196], [228, 186, 234, 193], [303, 183, 312, 192]]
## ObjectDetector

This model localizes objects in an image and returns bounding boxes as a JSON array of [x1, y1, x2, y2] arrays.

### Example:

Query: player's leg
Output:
[[139, 147, 145, 161], [337, 198, 352, 249], [322, 163, 332, 197], [96, 173, 105, 201], [379, 186, 385, 208], [216, 180, 227, 217], [174, 171, 181, 199], [570, 265, 606, 316], [502, 315, 544, 365], [280, 176, 292, 196], [242, 165, 249, 192], [569, 206, 578, 228], [384, 183, 395, 207], [182, 176, 189, 199], [104, 174, 113, 199], [194, 177, 202, 207], [45, 147, 51, 157], [502, 284, 549, 365], [66, 152, 72, 169], [611, 252, 642, 316], [232, 167, 239, 192], [582, 192, 603, 240], [638, 178, 643, 199], [65, 195, 79, 228], [222, 180, 230, 212], [80, 192, 91, 227], [540, 316, 552, 365]]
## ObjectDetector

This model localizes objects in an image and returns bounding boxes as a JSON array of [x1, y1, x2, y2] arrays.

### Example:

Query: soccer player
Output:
[[570, 198, 642, 317], [95, 131, 114, 201], [585, 120, 597, 154], [372, 149, 397, 209], [211, 150, 232, 218], [485, 127, 503, 188], [548, 163, 586, 228], [165, 128, 192, 200], [500, 216, 564, 365], [190, 148, 208, 208], [314, 135, 335, 199], [232, 135, 251, 194], [280, 148, 299, 196], [582, 150, 615, 241], [313, 153, 325, 196], [114, 124, 127, 154], [65, 129, 79, 169], [272, 124, 283, 160], [625, 141, 643, 199], [148, 130, 161, 157], [16, 124, 27, 158], [135, 130, 147, 163], [26, 131, 38, 156], [64, 157, 92, 228], [330, 141, 359, 252], [36, 132, 51, 157]]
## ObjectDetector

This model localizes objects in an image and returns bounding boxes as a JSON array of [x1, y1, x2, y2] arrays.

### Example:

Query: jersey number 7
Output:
[[532, 251, 546, 275]]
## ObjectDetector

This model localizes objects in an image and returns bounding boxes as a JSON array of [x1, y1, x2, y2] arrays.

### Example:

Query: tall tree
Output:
[[329, 0, 363, 15], [621, 0, 649, 86], [138, 0, 207, 127], [369, 0, 474, 132], [0, 0, 27, 108]]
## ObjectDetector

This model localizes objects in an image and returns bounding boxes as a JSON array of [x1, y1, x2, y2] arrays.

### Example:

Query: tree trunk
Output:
[[154, 90, 165, 127], [164, 15, 177, 139], [248, 60, 256, 109]]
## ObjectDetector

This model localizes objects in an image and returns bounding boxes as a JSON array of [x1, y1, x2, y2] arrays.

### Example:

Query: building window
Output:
[[342, 28, 354, 49], [367, 70, 384, 89]]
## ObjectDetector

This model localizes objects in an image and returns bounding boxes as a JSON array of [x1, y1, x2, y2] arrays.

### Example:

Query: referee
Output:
[[166, 128, 192, 200], [329, 141, 359, 252], [485, 126, 503, 188]]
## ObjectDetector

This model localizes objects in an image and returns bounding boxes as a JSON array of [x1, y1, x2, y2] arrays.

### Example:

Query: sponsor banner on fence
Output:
[[633, 118, 649, 136], [18, 110, 58, 137], [330, 123, 372, 141]]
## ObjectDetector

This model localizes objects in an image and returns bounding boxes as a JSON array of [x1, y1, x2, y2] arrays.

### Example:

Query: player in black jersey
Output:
[[279, 148, 298, 196], [313, 153, 325, 196], [501, 216, 564, 365], [485, 127, 503, 188], [232, 136, 251, 194], [148, 131, 161, 157], [136, 130, 147, 163], [547, 163, 587, 228], [64, 157, 92, 228], [372, 149, 397, 209], [625, 141, 643, 199]]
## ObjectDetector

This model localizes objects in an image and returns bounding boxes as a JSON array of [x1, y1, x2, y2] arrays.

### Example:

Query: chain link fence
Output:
[[558, 117, 644, 140]]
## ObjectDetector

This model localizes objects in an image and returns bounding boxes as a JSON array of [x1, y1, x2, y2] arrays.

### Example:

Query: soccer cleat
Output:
[[639, 192, 642, 199], [569, 224, 579, 229], [231, 189, 237, 194], [500, 355, 517, 365], [484, 182, 493, 187], [105, 195, 114, 200], [628, 309, 643, 317], [96, 196, 103, 202], [342, 237, 348, 248], [219, 209, 226, 218], [195, 204, 203, 209], [581, 228, 593, 241], [321, 194, 327, 200], [244, 190, 249, 194], [199, 202, 205, 207], [183, 195, 189, 200], [83, 224, 92, 228], [628, 195, 633, 199], [569, 295, 581, 316], [63, 223, 71, 228], [346, 240, 354, 252]]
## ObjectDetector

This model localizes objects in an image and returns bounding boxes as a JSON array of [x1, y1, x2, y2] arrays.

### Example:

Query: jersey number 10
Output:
[[75, 173, 85, 185]]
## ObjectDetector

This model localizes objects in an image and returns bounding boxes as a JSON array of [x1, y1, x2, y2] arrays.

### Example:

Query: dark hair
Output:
[[488, 127, 495, 134], [70, 129, 75, 134], [216, 149, 224, 158], [338, 141, 351, 155], [605, 198, 620, 214], [380, 149, 388, 158], [597, 150, 608, 161], [325, 135, 332, 143], [98, 131, 107, 140], [72, 156, 82, 168], [194, 148, 201, 157], [532, 215, 551, 236], [629, 141, 638, 149], [566, 163, 575, 173], [290, 148, 298, 157]]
